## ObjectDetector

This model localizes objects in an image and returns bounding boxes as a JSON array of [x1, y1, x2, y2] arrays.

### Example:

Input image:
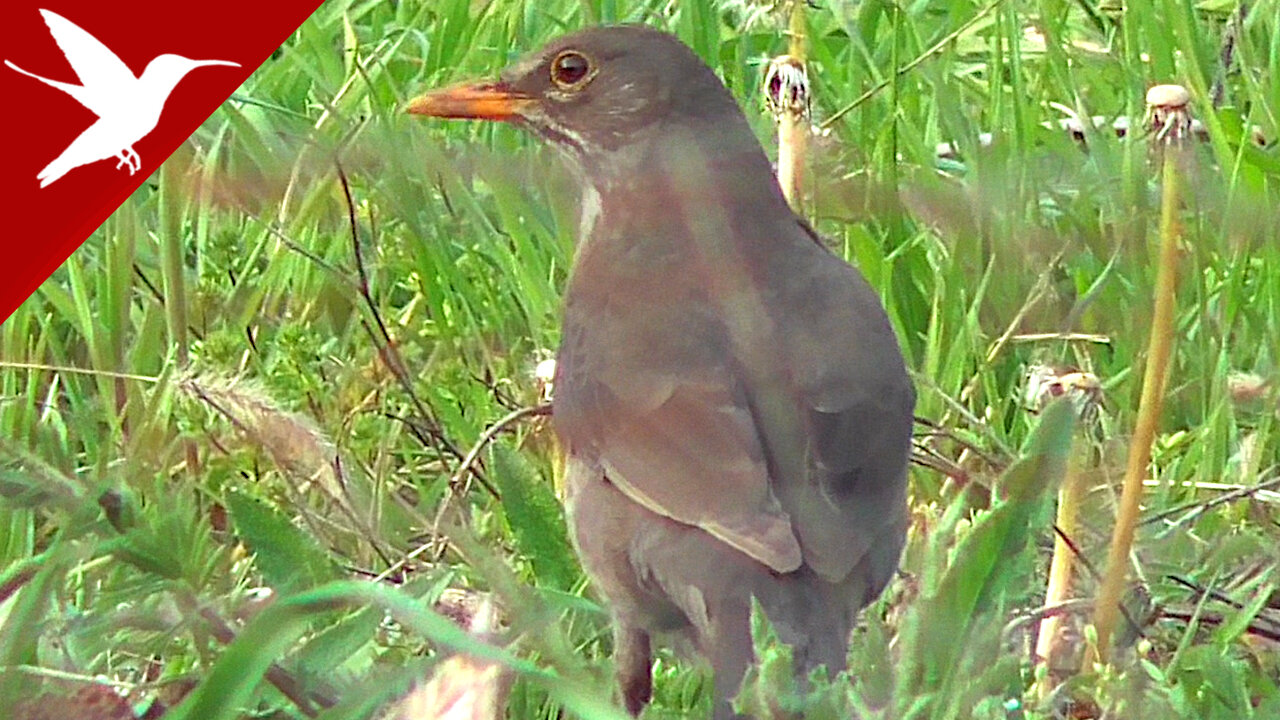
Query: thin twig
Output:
[[1166, 572, 1280, 634], [1047, 522, 1149, 643], [1009, 333, 1112, 345], [1161, 609, 1280, 644], [446, 404, 553, 492], [243, 212, 348, 278], [332, 159, 482, 494], [1141, 473, 1280, 528], [913, 374, 1016, 461], [909, 443, 969, 481], [1004, 597, 1094, 640], [959, 253, 1062, 407], [1052, 524, 1102, 584], [821, 0, 1004, 129], [198, 606, 336, 715], [913, 414, 1008, 470], [421, 403, 551, 565], [0, 361, 158, 384]]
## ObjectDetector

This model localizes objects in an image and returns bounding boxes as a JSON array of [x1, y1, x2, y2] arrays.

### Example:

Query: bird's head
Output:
[[407, 26, 752, 174], [142, 54, 240, 87]]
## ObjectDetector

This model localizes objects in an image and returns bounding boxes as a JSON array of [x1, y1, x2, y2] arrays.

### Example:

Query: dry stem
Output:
[[1089, 135, 1184, 664]]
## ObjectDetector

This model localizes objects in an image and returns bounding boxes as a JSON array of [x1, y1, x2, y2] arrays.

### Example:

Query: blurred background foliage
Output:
[[1, 0, 1278, 717]]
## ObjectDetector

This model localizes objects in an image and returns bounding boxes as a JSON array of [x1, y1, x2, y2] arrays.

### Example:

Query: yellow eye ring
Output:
[[550, 50, 594, 90]]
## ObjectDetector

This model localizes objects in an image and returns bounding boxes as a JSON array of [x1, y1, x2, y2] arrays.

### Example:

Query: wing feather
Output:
[[39, 10, 136, 116], [555, 270, 803, 574]]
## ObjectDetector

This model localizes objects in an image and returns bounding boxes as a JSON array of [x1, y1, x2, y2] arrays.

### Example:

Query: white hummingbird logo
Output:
[[5, 9, 239, 188]]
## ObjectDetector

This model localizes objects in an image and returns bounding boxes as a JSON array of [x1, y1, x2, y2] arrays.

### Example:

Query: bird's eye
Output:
[[550, 51, 593, 89]]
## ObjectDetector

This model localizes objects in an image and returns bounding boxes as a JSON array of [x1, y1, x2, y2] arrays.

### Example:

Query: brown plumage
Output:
[[408, 26, 913, 719]]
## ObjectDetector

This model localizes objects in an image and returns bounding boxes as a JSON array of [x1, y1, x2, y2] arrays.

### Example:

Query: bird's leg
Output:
[[706, 602, 755, 720], [613, 623, 652, 716], [115, 147, 141, 174]]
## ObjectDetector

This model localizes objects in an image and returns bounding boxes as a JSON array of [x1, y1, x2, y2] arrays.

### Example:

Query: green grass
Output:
[[2, 0, 1279, 717]]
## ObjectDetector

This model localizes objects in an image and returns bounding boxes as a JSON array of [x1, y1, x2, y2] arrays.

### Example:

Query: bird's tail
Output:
[[5, 60, 57, 88], [755, 567, 866, 675], [37, 156, 75, 188], [5, 59, 91, 110], [7, 60, 77, 187]]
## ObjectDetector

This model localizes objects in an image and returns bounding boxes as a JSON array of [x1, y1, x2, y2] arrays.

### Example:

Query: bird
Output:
[[4, 9, 239, 188], [407, 25, 914, 719]]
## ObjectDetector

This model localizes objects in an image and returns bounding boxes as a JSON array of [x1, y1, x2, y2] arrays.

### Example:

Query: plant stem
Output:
[[159, 159, 200, 474], [1089, 141, 1183, 664], [1036, 437, 1085, 695], [777, 0, 807, 209]]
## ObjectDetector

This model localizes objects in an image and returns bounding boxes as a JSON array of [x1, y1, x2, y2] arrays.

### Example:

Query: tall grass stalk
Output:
[[1090, 90, 1189, 663], [776, 0, 808, 208], [1035, 436, 1086, 696]]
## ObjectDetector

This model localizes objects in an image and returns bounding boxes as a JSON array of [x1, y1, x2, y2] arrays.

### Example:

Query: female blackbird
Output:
[[408, 25, 914, 719]]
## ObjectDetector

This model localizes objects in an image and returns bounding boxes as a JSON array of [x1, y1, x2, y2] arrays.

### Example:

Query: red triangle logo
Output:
[[1, 1, 323, 322]]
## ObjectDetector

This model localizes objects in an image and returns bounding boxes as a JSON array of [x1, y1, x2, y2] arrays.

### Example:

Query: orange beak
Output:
[[404, 81, 536, 121]]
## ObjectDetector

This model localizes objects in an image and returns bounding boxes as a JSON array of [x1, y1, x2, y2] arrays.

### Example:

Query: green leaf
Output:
[[226, 489, 339, 594], [294, 605, 381, 682], [947, 398, 1074, 610], [0, 547, 62, 702], [897, 400, 1075, 709], [167, 581, 629, 720], [1214, 577, 1276, 645], [102, 497, 208, 582], [488, 442, 578, 591]]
